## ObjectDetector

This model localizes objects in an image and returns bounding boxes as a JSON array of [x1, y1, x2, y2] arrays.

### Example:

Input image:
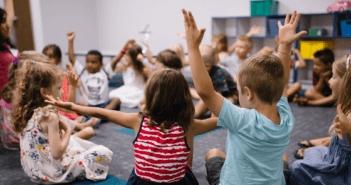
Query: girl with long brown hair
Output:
[[12, 56, 113, 184], [46, 68, 219, 184], [289, 54, 351, 184]]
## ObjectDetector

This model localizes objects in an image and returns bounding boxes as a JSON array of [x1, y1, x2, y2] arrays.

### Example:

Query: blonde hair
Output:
[[237, 53, 285, 104], [12, 55, 62, 133], [169, 44, 185, 67], [329, 54, 351, 136], [200, 45, 217, 67], [237, 35, 253, 49]]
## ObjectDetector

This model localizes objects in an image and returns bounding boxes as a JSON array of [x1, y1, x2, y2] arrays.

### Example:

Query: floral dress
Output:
[[20, 105, 113, 184], [0, 99, 20, 150]]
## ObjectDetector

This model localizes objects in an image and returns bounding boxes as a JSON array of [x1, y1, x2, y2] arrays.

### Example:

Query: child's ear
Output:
[[244, 86, 254, 101], [40, 88, 48, 98]]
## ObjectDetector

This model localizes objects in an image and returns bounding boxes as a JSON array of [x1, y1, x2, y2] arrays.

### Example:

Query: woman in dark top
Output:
[[0, 0, 16, 99]]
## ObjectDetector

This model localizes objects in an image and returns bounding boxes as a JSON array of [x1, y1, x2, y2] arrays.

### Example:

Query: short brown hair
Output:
[[237, 53, 285, 104], [213, 33, 228, 52], [12, 58, 62, 133], [140, 68, 194, 133], [237, 35, 253, 49], [156, 49, 183, 70]]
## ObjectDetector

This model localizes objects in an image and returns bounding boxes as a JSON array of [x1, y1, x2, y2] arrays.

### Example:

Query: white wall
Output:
[[38, 0, 98, 70], [95, 0, 336, 55], [32, 0, 340, 61]]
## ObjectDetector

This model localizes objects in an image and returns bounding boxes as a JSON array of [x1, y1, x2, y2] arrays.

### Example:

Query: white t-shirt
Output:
[[220, 52, 242, 78], [73, 60, 116, 106]]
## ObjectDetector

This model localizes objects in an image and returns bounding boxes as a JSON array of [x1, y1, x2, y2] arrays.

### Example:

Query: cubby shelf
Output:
[[212, 11, 351, 86]]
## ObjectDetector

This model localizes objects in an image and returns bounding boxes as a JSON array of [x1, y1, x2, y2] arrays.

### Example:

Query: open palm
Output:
[[182, 9, 206, 48], [278, 11, 307, 45], [45, 95, 73, 110]]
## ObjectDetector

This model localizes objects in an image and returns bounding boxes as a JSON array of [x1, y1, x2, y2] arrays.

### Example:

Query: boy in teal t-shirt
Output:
[[182, 9, 307, 184]]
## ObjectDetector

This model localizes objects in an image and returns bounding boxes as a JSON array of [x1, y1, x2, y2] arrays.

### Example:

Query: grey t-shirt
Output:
[[220, 53, 241, 78]]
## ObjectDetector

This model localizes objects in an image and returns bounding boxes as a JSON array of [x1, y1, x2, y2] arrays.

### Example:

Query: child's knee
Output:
[[205, 148, 225, 162], [83, 127, 95, 138], [304, 89, 313, 98]]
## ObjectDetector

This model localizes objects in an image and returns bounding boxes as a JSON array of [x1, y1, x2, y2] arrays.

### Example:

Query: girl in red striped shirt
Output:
[[46, 68, 219, 184]]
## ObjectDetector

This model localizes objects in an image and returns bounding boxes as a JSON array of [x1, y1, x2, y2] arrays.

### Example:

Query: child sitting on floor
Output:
[[194, 45, 237, 118], [289, 54, 351, 185], [183, 9, 306, 184], [67, 31, 121, 125], [295, 48, 337, 106], [45, 68, 219, 185], [12, 59, 112, 184], [108, 41, 153, 109]]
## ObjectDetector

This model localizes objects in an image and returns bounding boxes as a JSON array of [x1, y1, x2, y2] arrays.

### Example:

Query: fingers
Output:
[[337, 104, 342, 114], [293, 12, 300, 27], [294, 30, 307, 40], [289, 11, 296, 24], [188, 11, 197, 30], [285, 13, 290, 26], [199, 28, 206, 40], [277, 21, 282, 28], [182, 9, 190, 27], [337, 133, 343, 140]]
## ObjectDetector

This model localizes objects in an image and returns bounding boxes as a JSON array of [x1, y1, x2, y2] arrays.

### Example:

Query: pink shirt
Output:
[[0, 43, 18, 99]]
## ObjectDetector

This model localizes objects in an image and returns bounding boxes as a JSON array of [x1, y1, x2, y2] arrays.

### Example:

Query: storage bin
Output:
[[308, 28, 327, 37], [300, 41, 333, 59], [268, 18, 285, 37], [341, 19, 351, 37], [251, 0, 278, 16]]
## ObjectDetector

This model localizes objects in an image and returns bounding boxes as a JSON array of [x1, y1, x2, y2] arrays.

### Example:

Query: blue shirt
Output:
[[218, 96, 295, 185]]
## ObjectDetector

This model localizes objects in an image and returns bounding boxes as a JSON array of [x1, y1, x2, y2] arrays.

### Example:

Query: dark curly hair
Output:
[[0, 8, 15, 51]]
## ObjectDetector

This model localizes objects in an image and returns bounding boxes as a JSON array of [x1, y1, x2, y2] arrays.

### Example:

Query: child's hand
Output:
[[278, 11, 307, 46], [123, 39, 136, 51], [66, 63, 73, 71], [67, 31, 75, 42], [320, 70, 332, 80], [45, 95, 74, 110], [66, 70, 79, 87], [59, 118, 71, 133], [246, 25, 262, 37], [335, 105, 351, 139], [292, 49, 300, 55], [182, 9, 206, 49], [177, 32, 186, 39], [140, 39, 149, 48]]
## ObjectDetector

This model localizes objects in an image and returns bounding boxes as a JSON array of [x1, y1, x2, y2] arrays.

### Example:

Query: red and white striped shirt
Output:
[[133, 117, 190, 183]]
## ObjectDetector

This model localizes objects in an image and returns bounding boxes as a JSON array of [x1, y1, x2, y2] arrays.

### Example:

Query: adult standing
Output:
[[0, 0, 16, 99]]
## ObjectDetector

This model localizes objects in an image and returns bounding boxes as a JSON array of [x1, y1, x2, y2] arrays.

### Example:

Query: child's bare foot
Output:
[[292, 94, 299, 103], [294, 147, 311, 159], [75, 116, 84, 124], [91, 118, 100, 127]]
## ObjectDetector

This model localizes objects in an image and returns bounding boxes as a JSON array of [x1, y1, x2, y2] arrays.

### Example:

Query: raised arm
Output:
[[141, 39, 156, 65], [277, 11, 307, 98], [67, 31, 76, 66], [66, 70, 78, 104], [46, 113, 72, 160], [111, 39, 136, 71], [4, 0, 14, 31], [183, 9, 224, 116], [44, 95, 141, 131], [293, 49, 306, 69], [188, 117, 219, 137]]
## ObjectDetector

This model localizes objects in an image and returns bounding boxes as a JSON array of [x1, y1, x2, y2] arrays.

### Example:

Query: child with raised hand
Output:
[[183, 9, 306, 184], [67, 31, 121, 125], [295, 48, 336, 106], [45, 68, 219, 184], [12, 59, 113, 184], [289, 55, 351, 185], [108, 41, 153, 109]]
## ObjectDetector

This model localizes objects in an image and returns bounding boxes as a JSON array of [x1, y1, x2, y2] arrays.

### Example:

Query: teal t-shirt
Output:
[[218, 96, 294, 185]]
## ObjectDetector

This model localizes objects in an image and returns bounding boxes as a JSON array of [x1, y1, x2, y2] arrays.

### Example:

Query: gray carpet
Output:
[[0, 69, 337, 184]]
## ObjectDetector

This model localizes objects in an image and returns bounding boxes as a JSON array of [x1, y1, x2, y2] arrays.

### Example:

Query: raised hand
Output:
[[247, 25, 262, 37], [278, 11, 307, 45], [335, 105, 351, 139], [182, 9, 206, 49], [177, 32, 186, 39], [45, 95, 74, 110], [66, 70, 79, 87], [58, 118, 71, 133], [123, 39, 136, 51], [140, 39, 149, 48], [67, 31, 75, 42]]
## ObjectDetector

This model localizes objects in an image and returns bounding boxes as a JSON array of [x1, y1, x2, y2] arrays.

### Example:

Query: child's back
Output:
[[130, 117, 193, 183]]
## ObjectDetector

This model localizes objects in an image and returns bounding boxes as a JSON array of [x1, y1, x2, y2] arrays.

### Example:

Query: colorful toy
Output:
[[327, 1, 351, 12]]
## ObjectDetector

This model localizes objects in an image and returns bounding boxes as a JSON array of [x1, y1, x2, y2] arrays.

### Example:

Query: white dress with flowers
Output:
[[20, 105, 113, 184]]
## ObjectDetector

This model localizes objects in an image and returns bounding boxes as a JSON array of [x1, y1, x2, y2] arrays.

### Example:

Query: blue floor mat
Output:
[[117, 127, 223, 139], [74, 174, 127, 185]]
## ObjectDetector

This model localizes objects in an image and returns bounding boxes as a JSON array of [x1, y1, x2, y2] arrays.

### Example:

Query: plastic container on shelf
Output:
[[251, 0, 278, 16], [268, 18, 285, 37], [300, 41, 333, 59], [341, 19, 351, 37], [308, 28, 328, 37]]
